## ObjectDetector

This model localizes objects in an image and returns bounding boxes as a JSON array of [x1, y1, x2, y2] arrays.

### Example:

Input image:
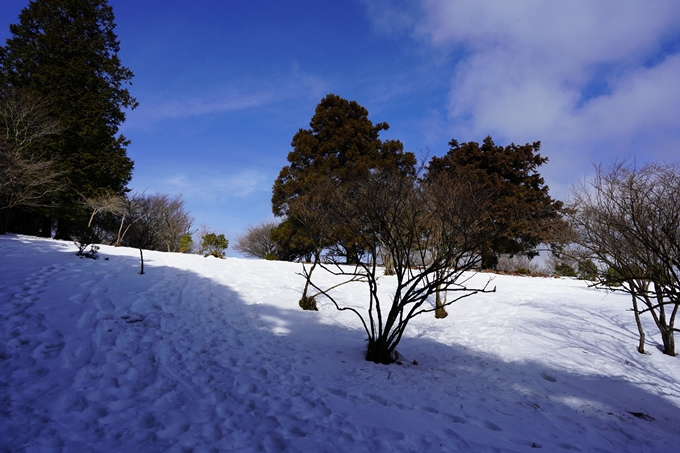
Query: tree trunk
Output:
[[299, 254, 319, 311], [88, 209, 97, 228], [139, 248, 145, 275], [0, 209, 8, 235], [55, 218, 71, 240], [631, 296, 646, 354], [344, 243, 361, 265], [660, 328, 676, 356], [39, 217, 52, 238], [383, 252, 395, 276], [435, 287, 448, 319], [480, 248, 498, 270], [365, 338, 395, 364], [115, 215, 126, 246]]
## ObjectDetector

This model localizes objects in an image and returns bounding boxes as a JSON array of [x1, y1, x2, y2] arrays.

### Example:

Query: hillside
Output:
[[1, 234, 679, 452]]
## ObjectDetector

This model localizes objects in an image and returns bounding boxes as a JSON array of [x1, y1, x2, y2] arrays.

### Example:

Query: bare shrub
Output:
[[305, 169, 498, 364], [569, 161, 680, 356], [234, 222, 280, 259], [496, 255, 542, 275], [0, 90, 62, 233], [116, 192, 193, 253]]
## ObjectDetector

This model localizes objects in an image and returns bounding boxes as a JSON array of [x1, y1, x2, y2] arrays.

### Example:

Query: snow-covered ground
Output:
[[1, 234, 679, 453]]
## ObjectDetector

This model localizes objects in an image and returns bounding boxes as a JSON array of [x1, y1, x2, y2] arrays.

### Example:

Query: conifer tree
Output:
[[0, 0, 137, 238], [427, 136, 564, 269], [272, 94, 416, 263]]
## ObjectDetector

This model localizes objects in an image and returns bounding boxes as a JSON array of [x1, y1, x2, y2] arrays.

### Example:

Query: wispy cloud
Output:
[[130, 90, 275, 124], [132, 167, 273, 201], [126, 64, 331, 128]]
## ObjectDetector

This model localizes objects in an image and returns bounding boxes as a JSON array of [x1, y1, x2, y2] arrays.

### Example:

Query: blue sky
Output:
[[2, 0, 680, 255]]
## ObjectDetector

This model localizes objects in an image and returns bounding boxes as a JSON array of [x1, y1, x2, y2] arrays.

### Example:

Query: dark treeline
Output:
[[0, 0, 228, 263], [0, 0, 135, 238]]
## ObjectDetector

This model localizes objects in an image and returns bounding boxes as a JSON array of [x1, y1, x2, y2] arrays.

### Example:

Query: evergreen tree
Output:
[[427, 136, 564, 269], [272, 94, 416, 263], [0, 0, 136, 238]]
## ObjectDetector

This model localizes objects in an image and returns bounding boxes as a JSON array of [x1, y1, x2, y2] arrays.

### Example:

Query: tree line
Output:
[[266, 94, 679, 363], [0, 0, 134, 238], [267, 94, 565, 363], [0, 0, 229, 272]]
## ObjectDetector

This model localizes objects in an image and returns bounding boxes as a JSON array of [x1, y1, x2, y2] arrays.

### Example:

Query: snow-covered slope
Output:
[[1, 234, 679, 452]]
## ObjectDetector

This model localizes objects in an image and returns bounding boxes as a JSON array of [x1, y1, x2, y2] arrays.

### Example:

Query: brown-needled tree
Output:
[[272, 93, 416, 265], [427, 136, 564, 270]]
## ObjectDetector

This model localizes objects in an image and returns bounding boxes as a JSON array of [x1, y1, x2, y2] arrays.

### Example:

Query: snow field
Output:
[[1, 234, 679, 452]]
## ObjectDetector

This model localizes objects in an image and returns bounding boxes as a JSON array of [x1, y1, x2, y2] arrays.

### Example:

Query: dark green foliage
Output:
[[0, 0, 136, 236], [427, 136, 564, 269], [179, 234, 193, 253], [603, 267, 623, 287], [577, 260, 598, 280], [201, 232, 229, 259], [271, 94, 416, 263], [72, 225, 99, 259], [555, 263, 577, 277]]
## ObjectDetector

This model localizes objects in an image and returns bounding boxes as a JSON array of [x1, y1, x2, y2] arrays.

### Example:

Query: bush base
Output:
[[299, 295, 318, 311]]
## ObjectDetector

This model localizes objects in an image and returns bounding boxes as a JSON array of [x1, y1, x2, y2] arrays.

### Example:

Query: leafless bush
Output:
[[81, 190, 124, 228], [569, 161, 680, 356], [234, 222, 280, 259], [496, 255, 542, 275], [0, 90, 63, 233], [305, 170, 497, 363], [121, 193, 163, 274], [117, 192, 193, 253], [287, 184, 338, 310], [148, 193, 194, 252]]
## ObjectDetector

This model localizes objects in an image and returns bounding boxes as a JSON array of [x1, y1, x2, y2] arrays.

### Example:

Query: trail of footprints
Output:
[[1, 262, 462, 450], [0, 263, 71, 448], [2, 258, 569, 452]]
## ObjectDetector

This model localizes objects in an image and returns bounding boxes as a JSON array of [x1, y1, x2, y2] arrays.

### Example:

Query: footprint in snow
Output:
[[68, 292, 87, 303], [120, 313, 145, 324], [94, 297, 114, 311], [483, 420, 503, 432], [540, 372, 557, 383], [90, 286, 107, 296]]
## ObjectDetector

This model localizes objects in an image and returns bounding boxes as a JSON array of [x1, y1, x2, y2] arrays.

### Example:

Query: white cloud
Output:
[[367, 0, 680, 197]]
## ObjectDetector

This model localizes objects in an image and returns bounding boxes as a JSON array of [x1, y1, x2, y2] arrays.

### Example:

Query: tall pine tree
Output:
[[0, 0, 136, 238], [272, 94, 416, 263]]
